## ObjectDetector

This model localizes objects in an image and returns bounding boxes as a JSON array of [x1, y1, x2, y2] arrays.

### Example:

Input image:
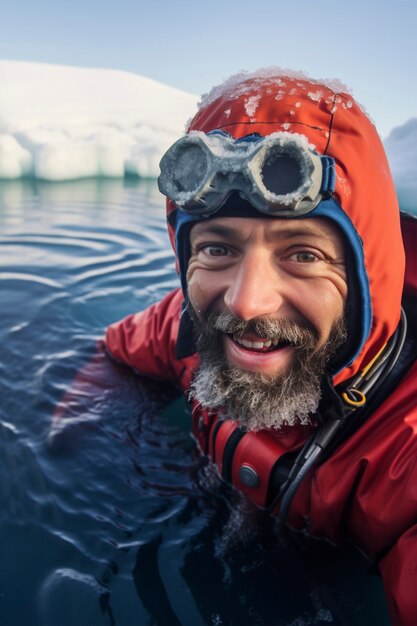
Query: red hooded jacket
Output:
[[105, 72, 417, 625]]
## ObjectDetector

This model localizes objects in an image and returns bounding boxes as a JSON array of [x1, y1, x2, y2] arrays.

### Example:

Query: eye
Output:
[[201, 244, 230, 257], [287, 251, 321, 263]]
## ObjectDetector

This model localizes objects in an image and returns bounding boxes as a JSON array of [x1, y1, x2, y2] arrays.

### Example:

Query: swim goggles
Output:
[[158, 130, 336, 217]]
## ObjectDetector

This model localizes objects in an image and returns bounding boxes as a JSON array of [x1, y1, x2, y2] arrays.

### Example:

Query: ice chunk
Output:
[[274, 90, 285, 101], [308, 90, 324, 102], [244, 95, 261, 118]]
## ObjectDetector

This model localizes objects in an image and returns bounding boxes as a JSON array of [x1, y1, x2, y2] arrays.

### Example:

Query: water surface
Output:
[[0, 178, 390, 626]]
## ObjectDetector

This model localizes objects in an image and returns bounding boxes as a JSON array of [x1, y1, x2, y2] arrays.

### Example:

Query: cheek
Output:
[[186, 266, 221, 319], [296, 279, 346, 337]]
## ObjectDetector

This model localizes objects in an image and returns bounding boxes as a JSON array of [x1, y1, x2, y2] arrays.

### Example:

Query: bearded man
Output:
[[64, 70, 417, 624]]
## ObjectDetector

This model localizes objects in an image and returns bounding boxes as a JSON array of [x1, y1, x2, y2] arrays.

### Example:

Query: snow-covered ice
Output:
[[384, 118, 417, 212], [0, 60, 415, 213], [0, 60, 198, 180]]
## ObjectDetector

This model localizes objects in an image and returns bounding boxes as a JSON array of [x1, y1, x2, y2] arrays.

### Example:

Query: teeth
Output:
[[232, 335, 274, 350]]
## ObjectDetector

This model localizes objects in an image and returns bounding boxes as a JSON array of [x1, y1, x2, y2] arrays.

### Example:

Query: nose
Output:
[[224, 251, 285, 321]]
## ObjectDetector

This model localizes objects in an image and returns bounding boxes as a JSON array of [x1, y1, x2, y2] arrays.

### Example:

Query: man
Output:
[[93, 71, 417, 623]]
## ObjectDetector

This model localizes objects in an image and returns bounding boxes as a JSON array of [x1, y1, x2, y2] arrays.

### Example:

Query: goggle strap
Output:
[[320, 156, 336, 196]]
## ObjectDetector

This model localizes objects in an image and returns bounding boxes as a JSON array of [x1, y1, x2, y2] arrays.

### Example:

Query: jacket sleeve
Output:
[[379, 524, 417, 626], [105, 288, 186, 382], [50, 340, 135, 447], [50, 289, 189, 446]]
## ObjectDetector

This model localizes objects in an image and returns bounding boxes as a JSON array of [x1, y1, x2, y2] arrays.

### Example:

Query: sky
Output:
[[1, 0, 416, 139]]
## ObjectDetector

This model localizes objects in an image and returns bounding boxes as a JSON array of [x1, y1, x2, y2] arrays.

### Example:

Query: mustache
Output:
[[203, 310, 319, 350]]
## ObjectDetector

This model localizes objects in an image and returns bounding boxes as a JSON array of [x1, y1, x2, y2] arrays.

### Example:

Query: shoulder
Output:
[[106, 289, 183, 342], [105, 289, 196, 381]]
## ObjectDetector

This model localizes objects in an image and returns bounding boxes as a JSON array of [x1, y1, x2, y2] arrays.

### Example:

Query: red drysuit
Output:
[[105, 74, 417, 625]]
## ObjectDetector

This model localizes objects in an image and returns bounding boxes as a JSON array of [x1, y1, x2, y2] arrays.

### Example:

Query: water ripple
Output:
[[0, 179, 391, 626], [0, 271, 63, 288]]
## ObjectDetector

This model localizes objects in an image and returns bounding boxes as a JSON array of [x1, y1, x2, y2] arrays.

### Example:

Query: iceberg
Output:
[[384, 118, 417, 213], [0, 60, 198, 180]]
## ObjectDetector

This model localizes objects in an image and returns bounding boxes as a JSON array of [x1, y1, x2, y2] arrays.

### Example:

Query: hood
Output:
[[166, 69, 405, 386]]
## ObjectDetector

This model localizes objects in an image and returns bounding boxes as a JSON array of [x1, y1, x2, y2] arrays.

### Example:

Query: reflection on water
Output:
[[0, 178, 390, 625]]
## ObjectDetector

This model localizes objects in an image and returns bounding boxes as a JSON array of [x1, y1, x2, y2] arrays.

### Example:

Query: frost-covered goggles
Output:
[[158, 130, 336, 217]]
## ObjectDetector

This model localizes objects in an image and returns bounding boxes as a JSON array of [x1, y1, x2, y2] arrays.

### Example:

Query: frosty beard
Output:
[[189, 307, 347, 431]]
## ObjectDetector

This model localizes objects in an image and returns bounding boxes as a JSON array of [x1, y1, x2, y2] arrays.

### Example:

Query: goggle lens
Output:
[[171, 143, 208, 194], [260, 152, 303, 196]]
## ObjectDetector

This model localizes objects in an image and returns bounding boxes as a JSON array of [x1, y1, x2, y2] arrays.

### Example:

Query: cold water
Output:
[[0, 178, 390, 626]]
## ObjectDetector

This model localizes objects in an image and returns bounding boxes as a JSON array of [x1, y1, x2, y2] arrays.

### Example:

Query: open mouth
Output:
[[229, 333, 293, 353]]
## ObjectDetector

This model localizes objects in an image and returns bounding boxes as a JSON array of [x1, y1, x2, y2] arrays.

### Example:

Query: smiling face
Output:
[[187, 216, 348, 430]]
